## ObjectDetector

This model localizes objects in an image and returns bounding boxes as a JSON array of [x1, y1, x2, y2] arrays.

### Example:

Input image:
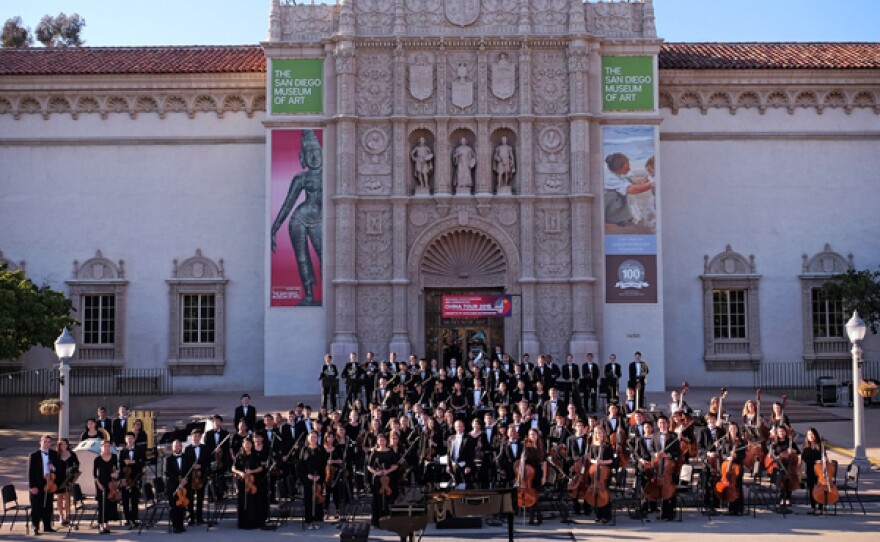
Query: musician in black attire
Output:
[[698, 412, 724, 513], [560, 354, 580, 404], [54, 437, 79, 527], [652, 416, 680, 521], [320, 354, 340, 410], [367, 432, 399, 528], [343, 352, 363, 408], [165, 439, 189, 533], [95, 406, 113, 436], [27, 434, 60, 535], [231, 437, 266, 530], [299, 431, 329, 529], [93, 440, 119, 534], [184, 429, 210, 525], [323, 432, 349, 519], [118, 432, 145, 528], [580, 353, 600, 413], [205, 415, 231, 499], [234, 393, 257, 433], [802, 427, 825, 516], [717, 422, 746, 515], [589, 426, 615, 524], [111, 405, 131, 447], [604, 354, 622, 404], [567, 419, 592, 515], [769, 425, 799, 512]]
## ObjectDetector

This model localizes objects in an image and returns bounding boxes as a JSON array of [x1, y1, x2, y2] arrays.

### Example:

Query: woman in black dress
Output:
[[81, 418, 103, 441], [231, 437, 265, 529], [93, 440, 119, 534], [718, 422, 746, 515], [520, 428, 547, 525], [300, 431, 329, 530], [589, 426, 615, 524], [769, 425, 800, 512], [251, 433, 271, 525], [323, 432, 348, 519], [54, 438, 80, 526], [367, 432, 399, 528], [801, 427, 824, 515]]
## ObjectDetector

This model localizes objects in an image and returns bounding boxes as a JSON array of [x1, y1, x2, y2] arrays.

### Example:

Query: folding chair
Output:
[[67, 483, 99, 535], [675, 463, 705, 519], [610, 466, 644, 525], [837, 462, 866, 515], [139, 482, 171, 534], [0, 484, 31, 535]]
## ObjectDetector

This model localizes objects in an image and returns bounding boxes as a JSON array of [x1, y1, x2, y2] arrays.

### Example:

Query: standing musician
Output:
[[542, 387, 567, 425], [627, 352, 649, 409], [234, 393, 257, 434], [343, 352, 363, 408], [28, 434, 60, 535], [299, 431, 328, 530], [519, 428, 547, 525], [588, 425, 615, 524], [447, 419, 476, 488], [497, 425, 523, 487], [322, 432, 348, 520], [768, 425, 799, 513], [54, 437, 80, 528], [231, 437, 267, 530], [362, 352, 379, 406], [567, 419, 592, 516], [118, 432, 145, 529], [717, 422, 746, 515], [319, 354, 340, 411], [374, 377, 396, 422], [469, 377, 491, 416], [81, 417, 104, 441], [165, 440, 189, 533], [632, 420, 659, 515], [184, 429, 210, 525], [560, 354, 581, 404], [93, 440, 119, 534], [111, 405, 130, 447], [604, 354, 622, 404], [581, 353, 600, 414], [205, 414, 231, 497], [652, 416, 680, 521], [368, 432, 399, 528], [698, 411, 724, 514], [95, 406, 113, 436], [801, 427, 825, 516]]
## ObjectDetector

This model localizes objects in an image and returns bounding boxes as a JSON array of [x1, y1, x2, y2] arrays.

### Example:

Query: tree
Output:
[[35, 12, 85, 48], [819, 267, 880, 335], [1, 16, 33, 48], [0, 267, 78, 361]]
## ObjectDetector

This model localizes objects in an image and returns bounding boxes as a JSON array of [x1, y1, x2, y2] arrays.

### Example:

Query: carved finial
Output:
[[847, 253, 854, 269], [568, 0, 586, 34], [172, 258, 179, 278], [195, 248, 203, 257], [269, 0, 282, 41], [118, 259, 126, 279], [703, 254, 709, 274], [642, 0, 657, 37], [95, 249, 103, 259], [339, 0, 355, 36], [518, 0, 532, 34], [802, 253, 809, 273], [748, 255, 756, 273], [72, 260, 80, 276], [393, 0, 405, 35], [218, 259, 225, 278]]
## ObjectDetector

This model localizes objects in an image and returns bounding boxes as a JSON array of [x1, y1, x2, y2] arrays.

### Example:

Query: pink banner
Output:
[[442, 295, 512, 318], [270, 129, 324, 307]]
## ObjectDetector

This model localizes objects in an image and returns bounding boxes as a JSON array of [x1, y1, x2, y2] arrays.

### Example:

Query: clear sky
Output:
[[2, 0, 878, 47]]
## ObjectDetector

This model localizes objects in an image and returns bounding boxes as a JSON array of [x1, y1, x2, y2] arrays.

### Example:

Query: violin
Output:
[[314, 477, 325, 504], [243, 473, 257, 495], [175, 481, 190, 507], [213, 445, 225, 471], [378, 463, 392, 497], [44, 472, 58, 493], [191, 464, 204, 491], [812, 441, 839, 505], [106, 478, 122, 502]]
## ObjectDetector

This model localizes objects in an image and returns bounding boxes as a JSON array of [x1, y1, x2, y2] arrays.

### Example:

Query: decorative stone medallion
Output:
[[445, 0, 481, 27]]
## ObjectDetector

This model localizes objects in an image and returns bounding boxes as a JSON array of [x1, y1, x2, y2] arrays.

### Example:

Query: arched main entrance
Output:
[[409, 224, 519, 366]]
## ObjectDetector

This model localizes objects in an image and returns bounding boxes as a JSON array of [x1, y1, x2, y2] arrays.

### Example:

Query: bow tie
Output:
[[42, 451, 48, 455]]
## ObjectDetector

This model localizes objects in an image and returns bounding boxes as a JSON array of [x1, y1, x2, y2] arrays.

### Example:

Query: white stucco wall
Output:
[[659, 106, 880, 387]]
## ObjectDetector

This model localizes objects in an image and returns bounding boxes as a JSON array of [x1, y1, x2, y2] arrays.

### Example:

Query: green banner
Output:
[[602, 56, 654, 112], [271, 58, 324, 114]]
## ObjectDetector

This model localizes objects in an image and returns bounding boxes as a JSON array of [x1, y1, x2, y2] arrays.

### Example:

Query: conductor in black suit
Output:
[[28, 434, 60, 535], [234, 394, 257, 433]]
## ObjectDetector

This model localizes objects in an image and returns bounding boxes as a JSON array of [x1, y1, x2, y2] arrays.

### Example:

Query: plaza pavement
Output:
[[0, 387, 878, 540]]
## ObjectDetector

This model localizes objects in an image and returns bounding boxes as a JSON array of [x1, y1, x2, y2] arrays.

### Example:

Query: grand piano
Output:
[[379, 487, 516, 542]]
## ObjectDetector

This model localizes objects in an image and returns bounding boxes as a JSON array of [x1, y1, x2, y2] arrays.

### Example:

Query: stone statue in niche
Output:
[[410, 137, 434, 192], [452, 137, 475, 194], [493, 136, 516, 191]]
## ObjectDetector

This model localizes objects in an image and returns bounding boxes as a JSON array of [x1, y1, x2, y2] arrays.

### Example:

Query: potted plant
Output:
[[38, 398, 64, 416], [857, 380, 879, 399]]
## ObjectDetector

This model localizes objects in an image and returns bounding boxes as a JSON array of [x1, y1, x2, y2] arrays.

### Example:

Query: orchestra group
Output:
[[24, 349, 842, 535]]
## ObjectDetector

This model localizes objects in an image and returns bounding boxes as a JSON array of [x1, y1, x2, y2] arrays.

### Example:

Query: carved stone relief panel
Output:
[[356, 52, 393, 116], [448, 53, 477, 115], [482, 0, 519, 26], [488, 51, 518, 115], [530, 0, 568, 34], [535, 206, 571, 278], [358, 124, 392, 175], [355, 0, 395, 35], [359, 176, 392, 196], [356, 286, 393, 355], [283, 2, 336, 41], [535, 123, 569, 194], [356, 205, 393, 280], [404, 0, 444, 32], [531, 51, 568, 114], [586, 1, 644, 38], [407, 52, 436, 116], [490, 203, 520, 244], [536, 283, 573, 360]]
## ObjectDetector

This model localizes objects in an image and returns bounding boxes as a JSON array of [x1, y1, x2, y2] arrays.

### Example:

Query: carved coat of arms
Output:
[[409, 57, 433, 101], [451, 63, 473, 109], [445, 0, 481, 27], [491, 53, 516, 100]]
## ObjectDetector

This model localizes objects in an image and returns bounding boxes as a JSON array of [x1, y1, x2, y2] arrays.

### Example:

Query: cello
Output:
[[515, 442, 538, 508], [715, 446, 741, 503], [744, 389, 767, 470], [812, 441, 839, 506], [582, 451, 611, 508], [642, 452, 676, 502]]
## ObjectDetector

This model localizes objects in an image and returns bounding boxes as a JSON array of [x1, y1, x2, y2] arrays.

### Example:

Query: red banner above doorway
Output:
[[441, 294, 512, 318]]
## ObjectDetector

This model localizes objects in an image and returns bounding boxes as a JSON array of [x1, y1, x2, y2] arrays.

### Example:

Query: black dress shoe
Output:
[[45, 528, 58, 533]]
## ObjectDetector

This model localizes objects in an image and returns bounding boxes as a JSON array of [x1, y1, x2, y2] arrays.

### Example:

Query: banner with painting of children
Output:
[[602, 125, 658, 303]]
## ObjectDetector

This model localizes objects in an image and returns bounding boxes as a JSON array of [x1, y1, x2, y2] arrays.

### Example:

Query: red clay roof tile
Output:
[[660, 42, 880, 70]]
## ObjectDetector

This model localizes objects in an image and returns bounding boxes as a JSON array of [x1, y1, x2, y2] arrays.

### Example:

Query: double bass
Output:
[[515, 444, 538, 508], [582, 457, 611, 508], [811, 441, 839, 506]]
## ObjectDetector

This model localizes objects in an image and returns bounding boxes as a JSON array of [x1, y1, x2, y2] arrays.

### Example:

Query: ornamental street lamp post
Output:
[[54, 328, 76, 440], [845, 311, 869, 469]]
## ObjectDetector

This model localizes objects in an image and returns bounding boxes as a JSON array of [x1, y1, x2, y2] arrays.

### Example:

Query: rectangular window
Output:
[[82, 295, 115, 345], [811, 288, 845, 338], [713, 289, 746, 339], [182, 294, 215, 344]]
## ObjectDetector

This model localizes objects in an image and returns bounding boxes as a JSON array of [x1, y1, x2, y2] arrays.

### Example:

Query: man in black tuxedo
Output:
[[204, 414, 230, 500], [184, 429, 210, 525], [560, 354, 580, 404], [541, 387, 567, 425], [651, 416, 680, 521], [446, 419, 476, 488], [497, 425, 523, 487], [604, 354, 622, 404], [342, 352, 363, 408], [28, 434, 60, 534], [628, 352, 649, 409], [580, 353, 600, 413], [566, 420, 591, 515], [319, 353, 340, 411], [164, 440, 189, 533], [233, 394, 257, 433], [118, 432, 146, 528], [95, 406, 112, 436], [111, 405, 130, 447]]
